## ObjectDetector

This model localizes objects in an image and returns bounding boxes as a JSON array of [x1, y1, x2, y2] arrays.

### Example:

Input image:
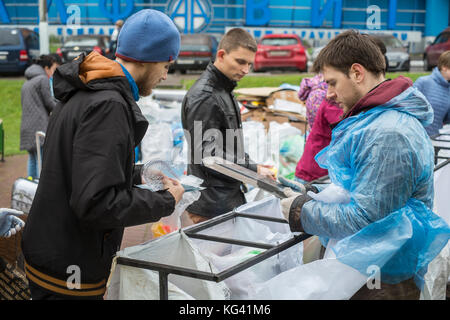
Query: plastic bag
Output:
[[140, 159, 202, 237], [106, 231, 230, 300], [307, 183, 351, 204], [190, 196, 303, 299], [242, 121, 267, 164], [267, 122, 304, 179]]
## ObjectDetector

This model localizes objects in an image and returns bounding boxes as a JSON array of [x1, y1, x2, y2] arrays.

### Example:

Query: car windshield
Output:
[[0, 29, 21, 46], [380, 36, 403, 49], [180, 44, 210, 51], [64, 37, 99, 47], [261, 38, 298, 46]]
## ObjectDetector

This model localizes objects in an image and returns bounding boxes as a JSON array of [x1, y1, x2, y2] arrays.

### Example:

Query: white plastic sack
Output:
[[251, 251, 367, 300], [242, 121, 268, 164], [248, 186, 371, 300], [307, 183, 351, 204], [419, 162, 450, 300], [140, 123, 174, 163], [106, 231, 231, 300], [190, 196, 303, 299]]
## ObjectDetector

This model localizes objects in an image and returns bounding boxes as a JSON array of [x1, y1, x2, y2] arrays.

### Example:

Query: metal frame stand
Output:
[[116, 210, 311, 300], [431, 133, 450, 165]]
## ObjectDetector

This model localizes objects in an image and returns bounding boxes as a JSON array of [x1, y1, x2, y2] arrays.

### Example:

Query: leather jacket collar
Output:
[[206, 62, 237, 93]]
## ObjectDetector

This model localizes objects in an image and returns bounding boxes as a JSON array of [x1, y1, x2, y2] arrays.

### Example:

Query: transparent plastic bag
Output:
[[140, 159, 203, 237], [307, 183, 351, 204]]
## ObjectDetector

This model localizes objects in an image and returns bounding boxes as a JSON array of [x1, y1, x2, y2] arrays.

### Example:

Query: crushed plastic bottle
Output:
[[151, 221, 174, 238]]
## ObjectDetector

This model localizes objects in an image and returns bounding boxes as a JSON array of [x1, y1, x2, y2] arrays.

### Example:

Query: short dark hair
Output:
[[49, 53, 63, 65], [33, 54, 61, 68], [313, 30, 386, 77], [218, 28, 257, 53], [438, 50, 450, 70]]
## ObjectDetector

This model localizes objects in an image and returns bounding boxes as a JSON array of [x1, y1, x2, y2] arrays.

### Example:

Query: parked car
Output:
[[57, 35, 111, 63], [0, 27, 40, 75], [424, 27, 450, 71], [170, 34, 218, 73], [371, 34, 410, 72], [253, 34, 307, 72]]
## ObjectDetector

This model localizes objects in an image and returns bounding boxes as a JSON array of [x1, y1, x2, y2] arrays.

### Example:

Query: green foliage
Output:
[[0, 79, 26, 156], [183, 72, 431, 91]]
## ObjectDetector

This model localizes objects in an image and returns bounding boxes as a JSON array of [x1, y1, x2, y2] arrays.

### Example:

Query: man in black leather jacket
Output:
[[181, 28, 275, 224]]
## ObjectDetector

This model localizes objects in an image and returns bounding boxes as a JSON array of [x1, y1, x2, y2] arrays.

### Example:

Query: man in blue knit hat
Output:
[[22, 9, 184, 300]]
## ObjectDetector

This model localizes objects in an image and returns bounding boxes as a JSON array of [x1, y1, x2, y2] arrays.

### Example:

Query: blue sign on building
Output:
[[0, 0, 448, 39]]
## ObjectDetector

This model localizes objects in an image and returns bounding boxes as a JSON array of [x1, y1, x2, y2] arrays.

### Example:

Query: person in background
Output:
[[370, 35, 389, 74], [22, 9, 184, 300], [20, 54, 60, 179], [182, 28, 275, 225], [294, 92, 343, 184], [48, 53, 63, 98], [298, 73, 327, 129], [108, 19, 124, 58], [414, 50, 450, 136]]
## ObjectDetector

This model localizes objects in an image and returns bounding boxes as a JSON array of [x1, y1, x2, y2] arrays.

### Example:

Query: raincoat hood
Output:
[[338, 76, 433, 128], [24, 64, 47, 80]]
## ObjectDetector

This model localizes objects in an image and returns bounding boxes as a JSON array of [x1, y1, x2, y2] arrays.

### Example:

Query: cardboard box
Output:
[[241, 107, 307, 134], [265, 89, 306, 115], [266, 89, 303, 106]]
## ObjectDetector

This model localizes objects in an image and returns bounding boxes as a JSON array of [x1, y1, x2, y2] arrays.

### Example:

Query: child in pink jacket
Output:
[[295, 74, 343, 183]]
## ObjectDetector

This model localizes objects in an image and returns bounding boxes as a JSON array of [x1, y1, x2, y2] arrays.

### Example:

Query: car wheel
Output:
[[423, 56, 432, 71]]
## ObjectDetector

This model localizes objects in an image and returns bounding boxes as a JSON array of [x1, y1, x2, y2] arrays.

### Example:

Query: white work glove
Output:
[[278, 176, 307, 193], [0, 208, 25, 238], [280, 188, 302, 221]]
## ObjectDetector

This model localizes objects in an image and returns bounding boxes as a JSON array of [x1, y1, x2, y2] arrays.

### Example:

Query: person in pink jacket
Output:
[[298, 73, 328, 128], [294, 74, 343, 184], [295, 98, 342, 183]]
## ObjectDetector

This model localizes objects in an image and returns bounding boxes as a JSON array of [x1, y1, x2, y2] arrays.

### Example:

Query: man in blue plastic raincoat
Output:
[[281, 30, 450, 299]]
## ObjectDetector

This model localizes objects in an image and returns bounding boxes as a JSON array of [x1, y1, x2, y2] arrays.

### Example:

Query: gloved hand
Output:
[[278, 176, 306, 193], [280, 188, 302, 221], [0, 208, 25, 238]]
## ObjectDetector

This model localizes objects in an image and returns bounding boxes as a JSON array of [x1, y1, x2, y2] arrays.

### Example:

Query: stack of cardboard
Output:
[[235, 87, 308, 134]]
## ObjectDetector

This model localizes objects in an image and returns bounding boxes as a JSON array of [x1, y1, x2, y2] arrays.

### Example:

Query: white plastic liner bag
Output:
[[251, 241, 368, 300], [106, 196, 304, 300], [106, 231, 231, 300], [420, 162, 450, 300], [250, 184, 369, 300], [190, 196, 304, 299]]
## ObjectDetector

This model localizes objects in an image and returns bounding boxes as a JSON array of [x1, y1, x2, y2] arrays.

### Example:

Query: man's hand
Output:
[[163, 177, 185, 204], [0, 209, 25, 238], [257, 164, 277, 180]]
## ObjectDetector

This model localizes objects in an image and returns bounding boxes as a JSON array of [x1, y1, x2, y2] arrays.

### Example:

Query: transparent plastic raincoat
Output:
[[300, 85, 450, 287]]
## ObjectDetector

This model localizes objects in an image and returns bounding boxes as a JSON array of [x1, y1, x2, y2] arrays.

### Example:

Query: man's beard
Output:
[[136, 79, 152, 97], [135, 69, 154, 97]]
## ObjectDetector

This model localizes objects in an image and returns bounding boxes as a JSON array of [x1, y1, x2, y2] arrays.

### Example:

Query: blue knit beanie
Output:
[[116, 9, 180, 62]]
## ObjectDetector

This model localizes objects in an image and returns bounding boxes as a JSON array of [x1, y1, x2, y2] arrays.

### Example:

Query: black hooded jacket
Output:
[[21, 52, 175, 297]]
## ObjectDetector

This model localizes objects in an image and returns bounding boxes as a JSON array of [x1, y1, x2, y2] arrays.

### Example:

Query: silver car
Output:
[[309, 34, 410, 72], [373, 34, 410, 72]]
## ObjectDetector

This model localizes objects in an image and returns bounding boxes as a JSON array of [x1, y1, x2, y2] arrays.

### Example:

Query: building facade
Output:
[[0, 0, 448, 43]]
